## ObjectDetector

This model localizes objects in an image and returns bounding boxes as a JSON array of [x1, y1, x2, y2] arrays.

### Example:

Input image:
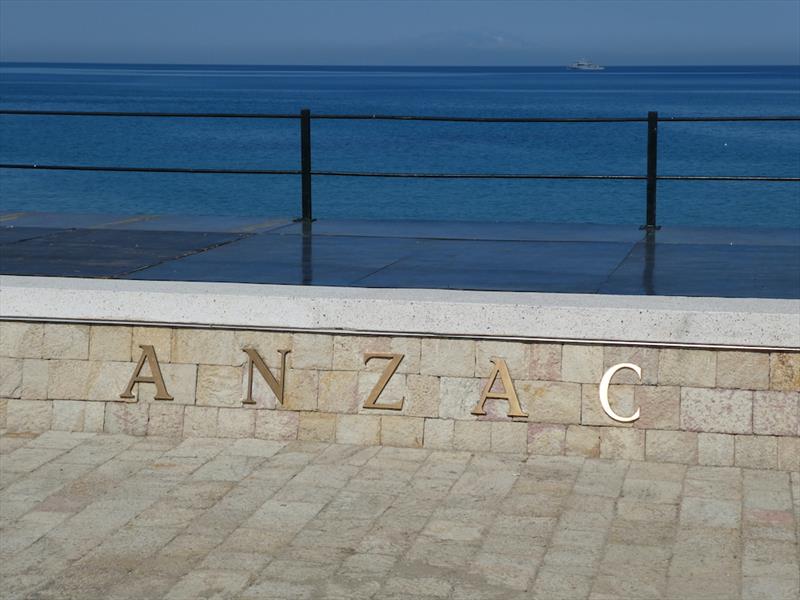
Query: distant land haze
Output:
[[0, 0, 797, 66]]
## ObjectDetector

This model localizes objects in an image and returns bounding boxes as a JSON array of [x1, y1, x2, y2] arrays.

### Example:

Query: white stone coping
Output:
[[1, 275, 798, 350]]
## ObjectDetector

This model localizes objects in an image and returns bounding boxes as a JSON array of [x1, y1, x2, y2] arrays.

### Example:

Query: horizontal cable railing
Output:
[[1, 108, 798, 229]]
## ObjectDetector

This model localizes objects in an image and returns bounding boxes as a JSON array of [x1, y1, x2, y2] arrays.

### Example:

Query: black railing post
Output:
[[643, 110, 659, 231], [300, 108, 313, 222]]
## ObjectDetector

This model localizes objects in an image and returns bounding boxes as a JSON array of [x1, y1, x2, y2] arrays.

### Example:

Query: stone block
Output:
[[0, 357, 22, 398], [138, 363, 196, 405], [475, 340, 528, 378], [131, 326, 173, 362], [600, 427, 645, 460], [565, 424, 601, 457], [218, 408, 255, 438], [42, 324, 89, 360], [290, 333, 334, 370], [439, 377, 483, 420], [256, 411, 299, 441], [452, 420, 491, 451], [697, 433, 734, 466], [420, 338, 475, 377], [317, 370, 359, 413], [716, 350, 770, 390], [148, 404, 185, 437], [646, 430, 698, 464], [581, 383, 635, 426], [769, 353, 800, 391], [603, 346, 660, 385], [423, 418, 454, 450], [0, 397, 5, 428], [333, 335, 385, 371], [51, 400, 87, 432], [527, 423, 566, 456], [298, 412, 336, 442], [381, 416, 424, 448], [87, 361, 136, 402], [528, 343, 562, 381], [0, 321, 44, 358], [84, 402, 106, 433], [6, 399, 52, 432], [21, 359, 48, 400], [358, 370, 406, 413], [389, 337, 422, 374], [331, 335, 420, 373], [735, 435, 778, 469], [777, 437, 799, 471], [335, 414, 380, 445], [659, 348, 716, 387], [490, 421, 527, 453], [680, 387, 752, 434], [752, 391, 799, 436], [173, 328, 236, 365], [517, 380, 581, 424], [197, 365, 242, 407], [47, 360, 90, 400], [634, 385, 680, 430], [404, 375, 440, 418], [561, 344, 603, 383], [104, 401, 148, 436], [183, 406, 219, 437], [234, 330, 293, 368], [89, 326, 132, 362], [284, 369, 318, 411]]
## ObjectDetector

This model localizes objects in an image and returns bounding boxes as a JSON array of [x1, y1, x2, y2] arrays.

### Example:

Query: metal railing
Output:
[[1, 108, 798, 231]]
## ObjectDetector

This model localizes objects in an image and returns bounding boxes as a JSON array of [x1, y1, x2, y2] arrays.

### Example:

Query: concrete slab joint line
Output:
[[1, 275, 799, 349], [1, 430, 799, 599]]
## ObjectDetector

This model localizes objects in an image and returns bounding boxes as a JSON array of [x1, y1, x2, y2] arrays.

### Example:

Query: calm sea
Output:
[[1, 63, 798, 227]]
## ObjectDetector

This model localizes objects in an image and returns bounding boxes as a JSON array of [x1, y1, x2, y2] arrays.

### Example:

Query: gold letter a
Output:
[[471, 358, 527, 418], [120, 344, 173, 401]]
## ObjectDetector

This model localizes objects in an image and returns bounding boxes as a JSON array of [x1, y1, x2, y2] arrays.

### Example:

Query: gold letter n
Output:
[[471, 358, 527, 418], [120, 344, 173, 401], [242, 348, 290, 405]]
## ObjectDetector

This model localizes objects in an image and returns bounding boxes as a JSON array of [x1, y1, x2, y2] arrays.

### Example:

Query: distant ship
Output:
[[568, 59, 605, 71]]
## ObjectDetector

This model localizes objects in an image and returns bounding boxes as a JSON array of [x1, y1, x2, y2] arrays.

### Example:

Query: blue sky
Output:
[[1, 0, 798, 65]]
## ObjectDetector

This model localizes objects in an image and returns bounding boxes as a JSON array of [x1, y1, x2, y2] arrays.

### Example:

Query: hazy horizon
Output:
[[2, 61, 798, 68], [1, 1, 798, 67]]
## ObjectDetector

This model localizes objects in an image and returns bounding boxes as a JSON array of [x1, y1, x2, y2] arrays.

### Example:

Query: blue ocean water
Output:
[[1, 63, 798, 227]]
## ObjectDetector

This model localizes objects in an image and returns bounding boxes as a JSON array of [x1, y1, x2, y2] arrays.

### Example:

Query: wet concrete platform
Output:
[[1, 212, 798, 298]]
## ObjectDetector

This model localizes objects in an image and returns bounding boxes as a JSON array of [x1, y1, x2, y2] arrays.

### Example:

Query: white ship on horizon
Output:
[[568, 59, 605, 71]]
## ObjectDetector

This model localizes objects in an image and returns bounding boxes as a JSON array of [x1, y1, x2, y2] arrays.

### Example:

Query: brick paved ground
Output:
[[1, 431, 798, 600]]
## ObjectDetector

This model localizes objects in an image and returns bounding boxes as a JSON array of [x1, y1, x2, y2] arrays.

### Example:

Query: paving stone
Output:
[[1, 429, 798, 600]]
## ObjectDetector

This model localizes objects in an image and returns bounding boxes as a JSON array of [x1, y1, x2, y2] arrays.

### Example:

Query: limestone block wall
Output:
[[1, 320, 798, 470]]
